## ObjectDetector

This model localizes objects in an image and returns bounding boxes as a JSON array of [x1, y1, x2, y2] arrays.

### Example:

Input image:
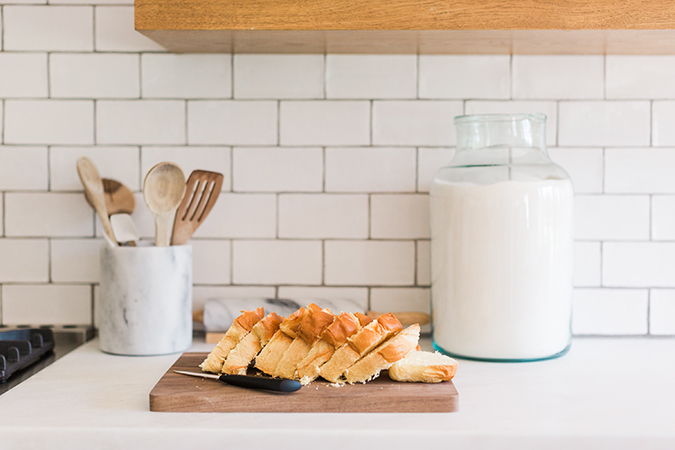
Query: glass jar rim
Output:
[[454, 113, 546, 125]]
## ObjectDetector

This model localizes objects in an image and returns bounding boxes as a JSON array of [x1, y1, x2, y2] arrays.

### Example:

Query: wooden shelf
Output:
[[135, 0, 675, 54]]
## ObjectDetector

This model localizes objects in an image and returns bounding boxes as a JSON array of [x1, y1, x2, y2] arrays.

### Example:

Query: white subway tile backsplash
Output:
[[513, 55, 604, 99], [370, 287, 430, 314], [0, 53, 48, 98], [4, 100, 93, 145], [370, 194, 430, 239], [572, 288, 648, 335], [280, 101, 370, 146], [95, 6, 165, 52], [234, 54, 323, 99], [142, 54, 231, 99], [417, 148, 455, 193], [372, 101, 462, 146], [97, 100, 185, 145], [652, 196, 675, 240], [416, 240, 430, 286], [574, 195, 650, 241], [3, 6, 92, 51], [191, 239, 231, 285], [141, 147, 231, 190], [574, 242, 601, 287], [2, 285, 91, 325], [325, 147, 416, 193], [0, 239, 49, 282], [324, 240, 415, 286], [326, 54, 416, 99], [558, 101, 650, 147], [0, 196, 3, 236], [548, 148, 603, 194], [604, 242, 675, 288], [191, 286, 276, 312], [50, 238, 101, 283], [232, 147, 323, 192], [50, 53, 139, 99], [50, 146, 140, 191], [0, 146, 48, 190], [652, 101, 675, 146], [51, 0, 133, 4], [278, 194, 369, 239], [606, 56, 675, 99], [2, 0, 46, 4], [188, 101, 277, 145], [465, 101, 558, 145], [192, 194, 276, 239], [5, 193, 93, 237], [233, 240, 322, 285], [277, 287, 369, 310], [605, 148, 675, 194], [419, 55, 510, 99], [650, 289, 675, 335]]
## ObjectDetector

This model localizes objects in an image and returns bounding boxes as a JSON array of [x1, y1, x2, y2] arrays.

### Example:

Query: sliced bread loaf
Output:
[[220, 312, 283, 375], [388, 351, 458, 383]]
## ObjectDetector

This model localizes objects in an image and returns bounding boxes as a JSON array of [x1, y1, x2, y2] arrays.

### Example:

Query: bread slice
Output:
[[388, 351, 458, 383], [254, 307, 307, 376], [319, 313, 402, 383], [344, 324, 420, 384], [220, 312, 283, 375], [199, 307, 264, 374]]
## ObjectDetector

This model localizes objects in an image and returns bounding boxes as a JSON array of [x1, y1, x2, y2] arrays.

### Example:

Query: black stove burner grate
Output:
[[0, 328, 55, 382]]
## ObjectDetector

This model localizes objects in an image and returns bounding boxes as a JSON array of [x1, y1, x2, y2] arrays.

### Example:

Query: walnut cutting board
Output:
[[149, 352, 458, 413]]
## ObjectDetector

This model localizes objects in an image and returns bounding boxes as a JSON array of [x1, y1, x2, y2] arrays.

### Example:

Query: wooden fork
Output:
[[170, 170, 224, 245]]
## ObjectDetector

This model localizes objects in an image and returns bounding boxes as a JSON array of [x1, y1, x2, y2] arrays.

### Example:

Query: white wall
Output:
[[1, 2, 674, 336]]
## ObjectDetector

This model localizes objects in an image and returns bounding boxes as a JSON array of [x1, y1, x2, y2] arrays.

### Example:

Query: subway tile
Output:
[[192, 194, 276, 239], [50, 53, 139, 99], [325, 147, 416, 193], [232, 240, 322, 285], [417, 148, 455, 193], [50, 146, 140, 191], [416, 240, 430, 286], [4, 100, 93, 145], [5, 193, 93, 237], [465, 101, 558, 146], [0, 146, 48, 190], [124, 193, 154, 239], [650, 289, 675, 335], [50, 239, 101, 283], [188, 101, 277, 145], [606, 56, 675, 99], [370, 287, 430, 315], [574, 195, 650, 240], [605, 148, 675, 194], [326, 54, 416, 99], [3, 6, 93, 51], [141, 147, 231, 191], [652, 101, 675, 146], [51, 0, 133, 4], [276, 287, 369, 311], [372, 101, 462, 146], [371, 194, 430, 239], [232, 147, 322, 192], [142, 54, 231, 99], [280, 101, 370, 146], [2, 0, 46, 4], [419, 55, 510, 99], [278, 194, 369, 239], [603, 242, 675, 288], [513, 55, 604, 99], [548, 148, 603, 194], [234, 54, 323, 99], [558, 101, 650, 147], [324, 240, 415, 286], [191, 239, 231, 285], [572, 288, 648, 335], [652, 196, 675, 240], [95, 6, 165, 52], [97, 100, 185, 145], [2, 285, 91, 325], [574, 241, 601, 287], [191, 286, 276, 313], [0, 239, 49, 282], [0, 53, 48, 98], [0, 197, 3, 236]]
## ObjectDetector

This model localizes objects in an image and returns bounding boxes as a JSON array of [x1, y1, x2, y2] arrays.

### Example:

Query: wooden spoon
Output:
[[84, 178, 136, 215], [143, 162, 186, 247], [170, 170, 224, 245], [77, 157, 117, 247]]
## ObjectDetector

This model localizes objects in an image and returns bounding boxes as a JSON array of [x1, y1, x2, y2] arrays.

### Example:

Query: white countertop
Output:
[[1, 336, 674, 450]]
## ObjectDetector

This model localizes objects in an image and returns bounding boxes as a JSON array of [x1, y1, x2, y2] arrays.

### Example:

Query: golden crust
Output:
[[278, 307, 307, 339], [376, 313, 403, 333], [252, 311, 283, 345], [298, 308, 335, 344], [354, 312, 374, 327], [321, 312, 360, 348], [388, 351, 458, 383], [233, 307, 265, 330]]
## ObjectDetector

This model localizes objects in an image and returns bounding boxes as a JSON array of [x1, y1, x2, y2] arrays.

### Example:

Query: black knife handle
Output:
[[219, 374, 302, 392]]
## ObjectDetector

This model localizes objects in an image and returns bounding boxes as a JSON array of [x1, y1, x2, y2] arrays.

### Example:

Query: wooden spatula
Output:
[[170, 170, 224, 245]]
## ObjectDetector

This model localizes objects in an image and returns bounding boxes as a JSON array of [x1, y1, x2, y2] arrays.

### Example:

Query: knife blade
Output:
[[174, 370, 302, 393]]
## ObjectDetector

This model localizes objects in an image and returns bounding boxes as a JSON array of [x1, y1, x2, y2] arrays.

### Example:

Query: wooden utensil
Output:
[[170, 170, 224, 245], [84, 178, 136, 216], [77, 157, 117, 247], [143, 162, 186, 247]]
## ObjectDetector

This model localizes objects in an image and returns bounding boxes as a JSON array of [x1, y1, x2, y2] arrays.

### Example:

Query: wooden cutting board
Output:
[[150, 352, 458, 413]]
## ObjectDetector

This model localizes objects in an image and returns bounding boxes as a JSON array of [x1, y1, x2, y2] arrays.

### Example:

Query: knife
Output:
[[174, 370, 302, 393]]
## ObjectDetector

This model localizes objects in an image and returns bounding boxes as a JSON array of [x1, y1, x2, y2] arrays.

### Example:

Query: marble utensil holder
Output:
[[98, 244, 192, 356]]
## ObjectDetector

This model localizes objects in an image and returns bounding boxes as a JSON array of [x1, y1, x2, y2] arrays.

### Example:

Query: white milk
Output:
[[430, 178, 574, 360]]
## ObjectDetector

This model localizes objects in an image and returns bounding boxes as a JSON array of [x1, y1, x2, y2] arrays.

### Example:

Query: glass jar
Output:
[[430, 113, 574, 362]]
